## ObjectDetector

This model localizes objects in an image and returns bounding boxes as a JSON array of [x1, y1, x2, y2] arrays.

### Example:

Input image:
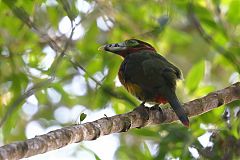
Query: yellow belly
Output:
[[118, 71, 144, 100], [124, 82, 144, 100]]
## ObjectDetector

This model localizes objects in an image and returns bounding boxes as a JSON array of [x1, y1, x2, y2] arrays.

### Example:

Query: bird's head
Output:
[[98, 39, 156, 58]]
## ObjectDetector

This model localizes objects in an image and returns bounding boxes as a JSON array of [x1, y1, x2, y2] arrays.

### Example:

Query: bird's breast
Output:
[[118, 70, 144, 100]]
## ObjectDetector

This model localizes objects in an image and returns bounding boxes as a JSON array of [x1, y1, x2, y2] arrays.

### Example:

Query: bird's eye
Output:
[[125, 40, 139, 47]]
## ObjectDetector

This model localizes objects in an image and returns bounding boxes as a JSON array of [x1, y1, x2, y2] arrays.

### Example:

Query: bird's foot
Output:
[[150, 104, 166, 122], [133, 101, 146, 112], [150, 104, 160, 110], [133, 101, 149, 129], [150, 104, 163, 115], [150, 104, 163, 113], [134, 102, 146, 112]]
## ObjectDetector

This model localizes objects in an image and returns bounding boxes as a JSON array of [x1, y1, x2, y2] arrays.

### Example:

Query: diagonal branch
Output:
[[0, 3, 76, 127], [0, 82, 239, 160], [0, 25, 75, 127]]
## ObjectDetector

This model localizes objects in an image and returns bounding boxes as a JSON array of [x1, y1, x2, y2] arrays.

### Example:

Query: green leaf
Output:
[[194, 85, 215, 97], [185, 60, 205, 93], [143, 142, 153, 159], [57, 0, 78, 21], [227, 1, 240, 25], [94, 154, 101, 160], [80, 112, 87, 122]]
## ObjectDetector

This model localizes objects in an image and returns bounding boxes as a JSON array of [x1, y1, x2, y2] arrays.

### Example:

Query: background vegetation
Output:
[[0, 0, 240, 159]]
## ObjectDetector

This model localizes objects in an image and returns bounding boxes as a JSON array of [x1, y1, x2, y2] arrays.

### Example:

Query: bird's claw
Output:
[[133, 101, 149, 128], [150, 104, 162, 113], [151, 104, 159, 109]]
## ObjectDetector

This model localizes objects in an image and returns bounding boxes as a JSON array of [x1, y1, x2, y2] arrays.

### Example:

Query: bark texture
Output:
[[0, 82, 239, 160]]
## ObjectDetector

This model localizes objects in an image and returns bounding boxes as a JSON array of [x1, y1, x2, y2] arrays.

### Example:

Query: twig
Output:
[[0, 7, 76, 127], [67, 57, 138, 106], [0, 2, 136, 126], [187, 2, 240, 73]]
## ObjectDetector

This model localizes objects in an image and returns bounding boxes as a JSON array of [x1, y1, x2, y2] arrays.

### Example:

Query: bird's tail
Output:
[[165, 91, 189, 127]]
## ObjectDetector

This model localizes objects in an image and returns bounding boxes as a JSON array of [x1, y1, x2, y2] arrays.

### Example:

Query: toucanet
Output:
[[99, 39, 189, 127]]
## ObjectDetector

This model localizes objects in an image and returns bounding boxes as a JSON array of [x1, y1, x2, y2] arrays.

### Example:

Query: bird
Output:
[[98, 39, 189, 127]]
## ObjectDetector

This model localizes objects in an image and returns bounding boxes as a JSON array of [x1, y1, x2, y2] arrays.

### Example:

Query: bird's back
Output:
[[118, 50, 181, 102]]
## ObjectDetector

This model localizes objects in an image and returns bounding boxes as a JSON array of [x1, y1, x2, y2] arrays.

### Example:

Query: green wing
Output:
[[123, 51, 181, 91]]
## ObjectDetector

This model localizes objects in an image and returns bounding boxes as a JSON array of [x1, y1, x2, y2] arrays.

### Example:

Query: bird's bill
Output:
[[98, 42, 127, 53]]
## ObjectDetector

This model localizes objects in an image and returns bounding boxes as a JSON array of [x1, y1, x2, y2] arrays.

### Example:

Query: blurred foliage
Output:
[[0, 0, 240, 159]]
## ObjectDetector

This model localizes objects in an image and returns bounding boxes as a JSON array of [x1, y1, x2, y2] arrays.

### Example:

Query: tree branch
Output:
[[0, 82, 239, 159]]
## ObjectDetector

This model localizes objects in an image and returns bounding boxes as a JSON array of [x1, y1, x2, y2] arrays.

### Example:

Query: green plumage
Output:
[[100, 39, 189, 127], [120, 50, 181, 101]]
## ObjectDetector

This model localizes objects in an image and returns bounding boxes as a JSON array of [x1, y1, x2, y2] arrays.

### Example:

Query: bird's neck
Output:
[[119, 47, 157, 58]]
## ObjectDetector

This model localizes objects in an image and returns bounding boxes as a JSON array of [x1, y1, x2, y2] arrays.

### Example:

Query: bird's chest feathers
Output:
[[118, 58, 144, 99], [118, 70, 143, 98]]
